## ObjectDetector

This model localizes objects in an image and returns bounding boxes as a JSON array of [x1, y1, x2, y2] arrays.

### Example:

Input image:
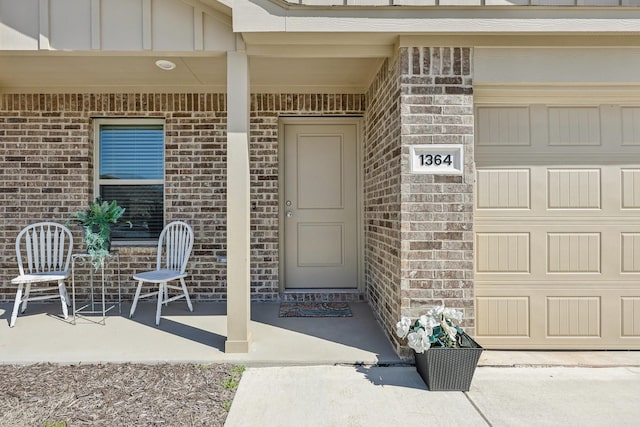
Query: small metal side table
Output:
[[71, 251, 122, 325]]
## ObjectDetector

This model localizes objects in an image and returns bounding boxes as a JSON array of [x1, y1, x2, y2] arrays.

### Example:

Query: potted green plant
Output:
[[396, 305, 483, 391], [68, 197, 125, 270]]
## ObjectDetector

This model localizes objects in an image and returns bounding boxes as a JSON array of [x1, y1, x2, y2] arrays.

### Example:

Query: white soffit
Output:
[[249, 57, 383, 93], [0, 53, 380, 93], [0, 54, 228, 93]]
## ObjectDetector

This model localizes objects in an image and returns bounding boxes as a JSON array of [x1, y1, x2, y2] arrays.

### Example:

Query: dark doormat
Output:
[[278, 302, 353, 318]]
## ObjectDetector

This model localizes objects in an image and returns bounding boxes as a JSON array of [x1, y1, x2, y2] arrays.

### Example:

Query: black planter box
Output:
[[414, 334, 483, 391]]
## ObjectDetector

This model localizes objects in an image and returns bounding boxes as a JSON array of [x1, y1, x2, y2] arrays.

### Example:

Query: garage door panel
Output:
[[548, 107, 601, 146], [621, 297, 640, 337], [477, 226, 639, 281], [476, 104, 640, 168], [476, 287, 640, 348], [547, 169, 600, 209], [477, 233, 530, 273], [477, 297, 530, 337], [621, 233, 640, 273], [476, 101, 640, 349], [547, 233, 600, 273], [477, 169, 530, 209], [477, 106, 530, 146], [547, 297, 601, 337], [621, 107, 640, 145], [477, 166, 633, 218], [622, 169, 640, 208]]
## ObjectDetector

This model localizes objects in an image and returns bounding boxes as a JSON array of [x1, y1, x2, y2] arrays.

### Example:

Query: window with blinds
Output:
[[95, 121, 165, 242]]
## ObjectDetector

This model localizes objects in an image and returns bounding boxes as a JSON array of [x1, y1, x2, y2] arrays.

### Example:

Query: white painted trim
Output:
[[226, 49, 251, 353], [233, 1, 640, 33], [399, 34, 640, 47], [194, 8, 204, 51], [278, 117, 365, 293], [38, 0, 50, 50], [475, 85, 640, 104], [142, 0, 152, 50], [181, 0, 233, 26], [246, 44, 394, 58], [91, 0, 101, 50]]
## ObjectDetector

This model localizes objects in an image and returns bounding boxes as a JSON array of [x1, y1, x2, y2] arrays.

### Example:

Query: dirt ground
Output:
[[0, 363, 241, 427]]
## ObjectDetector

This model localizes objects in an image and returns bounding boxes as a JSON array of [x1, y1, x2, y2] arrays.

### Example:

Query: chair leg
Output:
[[155, 283, 164, 326], [10, 284, 24, 328], [20, 283, 31, 314], [58, 282, 69, 320], [61, 283, 71, 306], [130, 280, 143, 318], [180, 278, 193, 312], [164, 284, 169, 307]]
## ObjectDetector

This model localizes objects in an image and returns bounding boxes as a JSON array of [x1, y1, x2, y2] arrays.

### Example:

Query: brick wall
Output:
[[363, 47, 476, 356], [363, 57, 404, 348], [0, 93, 365, 303], [0, 94, 229, 302], [399, 47, 476, 343]]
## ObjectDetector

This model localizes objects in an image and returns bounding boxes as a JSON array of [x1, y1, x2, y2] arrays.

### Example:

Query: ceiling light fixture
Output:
[[155, 59, 176, 71]]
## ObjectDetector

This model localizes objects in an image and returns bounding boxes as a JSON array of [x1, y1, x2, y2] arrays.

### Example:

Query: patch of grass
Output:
[[221, 364, 245, 390], [221, 377, 239, 390], [223, 401, 233, 412], [44, 422, 66, 427], [231, 365, 245, 376]]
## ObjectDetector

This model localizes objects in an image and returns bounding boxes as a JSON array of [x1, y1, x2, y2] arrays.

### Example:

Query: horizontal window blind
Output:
[[101, 185, 164, 241], [100, 125, 164, 180]]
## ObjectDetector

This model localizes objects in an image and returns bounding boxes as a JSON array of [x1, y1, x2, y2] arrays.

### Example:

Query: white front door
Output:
[[283, 122, 359, 289]]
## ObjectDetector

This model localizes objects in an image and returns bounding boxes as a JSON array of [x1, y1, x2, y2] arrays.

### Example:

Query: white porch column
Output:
[[225, 36, 251, 353]]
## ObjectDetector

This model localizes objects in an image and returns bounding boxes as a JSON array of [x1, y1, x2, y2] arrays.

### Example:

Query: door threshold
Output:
[[282, 289, 365, 303]]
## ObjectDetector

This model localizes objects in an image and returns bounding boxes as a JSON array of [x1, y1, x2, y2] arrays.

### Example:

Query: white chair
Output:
[[10, 222, 74, 327], [129, 221, 194, 325]]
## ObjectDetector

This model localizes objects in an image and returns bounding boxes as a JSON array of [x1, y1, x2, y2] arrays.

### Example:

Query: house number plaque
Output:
[[410, 144, 464, 175]]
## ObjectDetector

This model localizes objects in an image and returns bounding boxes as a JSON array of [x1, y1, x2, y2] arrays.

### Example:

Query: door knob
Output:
[[286, 211, 293, 218]]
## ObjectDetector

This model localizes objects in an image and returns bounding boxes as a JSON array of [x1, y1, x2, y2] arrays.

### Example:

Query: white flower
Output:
[[397, 305, 469, 351], [396, 316, 412, 338], [442, 321, 458, 342], [418, 315, 438, 334], [407, 329, 431, 354], [427, 305, 444, 319], [443, 308, 463, 325]]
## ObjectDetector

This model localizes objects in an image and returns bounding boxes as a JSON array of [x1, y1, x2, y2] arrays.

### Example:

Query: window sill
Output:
[[111, 240, 158, 248]]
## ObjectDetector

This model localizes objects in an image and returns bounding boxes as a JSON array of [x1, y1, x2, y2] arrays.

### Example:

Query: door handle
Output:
[[286, 211, 293, 218]]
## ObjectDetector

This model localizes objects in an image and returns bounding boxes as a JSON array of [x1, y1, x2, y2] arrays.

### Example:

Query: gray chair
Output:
[[129, 221, 195, 325]]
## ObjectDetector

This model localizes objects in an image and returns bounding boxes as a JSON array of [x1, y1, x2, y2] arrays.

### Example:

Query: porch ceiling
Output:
[[0, 53, 384, 94]]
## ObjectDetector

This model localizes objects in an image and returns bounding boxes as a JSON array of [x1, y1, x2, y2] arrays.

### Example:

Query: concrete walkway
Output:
[[225, 365, 640, 427]]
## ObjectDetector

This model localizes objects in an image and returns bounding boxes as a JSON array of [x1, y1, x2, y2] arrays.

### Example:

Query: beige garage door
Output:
[[475, 102, 640, 349]]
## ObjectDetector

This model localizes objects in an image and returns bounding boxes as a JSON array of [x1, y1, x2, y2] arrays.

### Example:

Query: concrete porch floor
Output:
[[0, 301, 402, 365], [2, 301, 640, 367]]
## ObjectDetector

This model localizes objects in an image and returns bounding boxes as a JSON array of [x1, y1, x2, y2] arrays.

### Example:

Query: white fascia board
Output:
[[233, 2, 640, 33], [246, 43, 394, 58]]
